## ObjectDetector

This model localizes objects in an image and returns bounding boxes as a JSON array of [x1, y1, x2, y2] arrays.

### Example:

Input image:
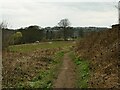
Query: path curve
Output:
[[53, 53, 76, 88]]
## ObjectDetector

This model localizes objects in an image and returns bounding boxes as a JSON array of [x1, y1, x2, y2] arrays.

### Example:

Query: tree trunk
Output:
[[63, 27, 67, 41]]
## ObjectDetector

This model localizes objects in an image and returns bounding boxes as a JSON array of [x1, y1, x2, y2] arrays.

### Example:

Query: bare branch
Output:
[[0, 21, 8, 29], [58, 18, 71, 28]]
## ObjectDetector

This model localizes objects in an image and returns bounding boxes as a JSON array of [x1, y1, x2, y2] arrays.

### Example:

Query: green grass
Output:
[[6, 41, 74, 88], [8, 41, 74, 53], [17, 51, 64, 88], [69, 52, 90, 88]]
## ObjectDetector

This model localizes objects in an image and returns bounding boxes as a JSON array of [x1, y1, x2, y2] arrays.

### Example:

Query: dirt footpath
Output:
[[53, 53, 76, 88]]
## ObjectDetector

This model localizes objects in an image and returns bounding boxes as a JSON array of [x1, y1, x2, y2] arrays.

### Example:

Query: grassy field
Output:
[[8, 41, 75, 53], [3, 41, 74, 88], [17, 51, 65, 88]]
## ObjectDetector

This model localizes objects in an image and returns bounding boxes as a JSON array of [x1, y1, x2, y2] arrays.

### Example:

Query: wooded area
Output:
[[2, 19, 107, 50]]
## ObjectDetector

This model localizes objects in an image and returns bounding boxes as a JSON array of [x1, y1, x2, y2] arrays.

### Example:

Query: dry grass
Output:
[[2, 41, 74, 88], [2, 47, 64, 88], [75, 26, 119, 88]]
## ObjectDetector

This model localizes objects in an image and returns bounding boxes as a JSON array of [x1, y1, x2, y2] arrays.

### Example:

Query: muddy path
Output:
[[53, 53, 76, 88]]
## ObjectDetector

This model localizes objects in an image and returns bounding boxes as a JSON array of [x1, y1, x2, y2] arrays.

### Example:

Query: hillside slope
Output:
[[75, 24, 119, 88]]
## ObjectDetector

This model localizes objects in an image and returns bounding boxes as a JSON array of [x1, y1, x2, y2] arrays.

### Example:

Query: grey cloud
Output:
[[0, 1, 118, 29], [49, 2, 117, 12]]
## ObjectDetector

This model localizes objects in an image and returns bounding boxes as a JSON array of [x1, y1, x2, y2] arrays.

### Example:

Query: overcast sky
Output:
[[0, 0, 119, 29]]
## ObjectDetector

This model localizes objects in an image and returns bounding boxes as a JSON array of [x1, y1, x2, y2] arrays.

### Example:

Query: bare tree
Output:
[[58, 18, 71, 41], [0, 21, 8, 30]]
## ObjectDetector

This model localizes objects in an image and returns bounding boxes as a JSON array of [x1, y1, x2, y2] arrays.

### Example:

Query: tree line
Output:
[[1, 18, 107, 49]]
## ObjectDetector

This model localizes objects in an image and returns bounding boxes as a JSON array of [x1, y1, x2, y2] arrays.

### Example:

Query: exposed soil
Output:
[[53, 53, 76, 88]]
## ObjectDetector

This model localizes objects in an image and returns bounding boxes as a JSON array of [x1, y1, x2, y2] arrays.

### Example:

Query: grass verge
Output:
[[17, 51, 64, 88], [69, 51, 90, 88]]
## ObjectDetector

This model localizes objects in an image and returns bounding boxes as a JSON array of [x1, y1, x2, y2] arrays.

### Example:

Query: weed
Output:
[[16, 51, 65, 88], [69, 51, 90, 88]]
